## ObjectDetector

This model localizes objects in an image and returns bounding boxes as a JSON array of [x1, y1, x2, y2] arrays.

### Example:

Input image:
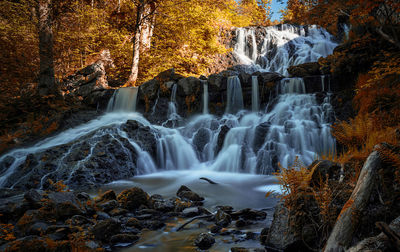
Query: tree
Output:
[[37, 0, 57, 96], [126, 0, 158, 86]]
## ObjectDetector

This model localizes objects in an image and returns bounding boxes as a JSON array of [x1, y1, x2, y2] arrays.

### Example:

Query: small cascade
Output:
[[107, 87, 139, 112], [321, 75, 325, 92], [251, 76, 260, 112], [234, 24, 338, 76], [277, 78, 306, 94], [226, 76, 244, 114], [202, 80, 209, 114], [167, 84, 180, 119]]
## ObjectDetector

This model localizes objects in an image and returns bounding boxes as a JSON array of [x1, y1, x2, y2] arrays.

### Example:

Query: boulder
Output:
[[265, 202, 300, 250], [310, 160, 342, 186], [253, 122, 271, 153], [194, 233, 215, 250], [96, 190, 116, 203], [176, 186, 204, 202], [47, 191, 85, 218], [117, 187, 149, 211], [121, 120, 158, 158], [149, 194, 175, 212], [177, 77, 201, 96]]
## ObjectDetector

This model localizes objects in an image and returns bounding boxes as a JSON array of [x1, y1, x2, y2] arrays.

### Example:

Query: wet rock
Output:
[[193, 128, 212, 153], [215, 209, 232, 227], [231, 248, 266, 252], [176, 186, 204, 202], [110, 234, 139, 244], [194, 233, 215, 250], [235, 219, 252, 228], [126, 218, 143, 230], [0, 193, 29, 221], [0, 235, 70, 252], [149, 194, 175, 212], [216, 205, 234, 213], [215, 125, 231, 155], [92, 218, 121, 242], [85, 241, 101, 250], [253, 122, 271, 153], [117, 187, 149, 211], [122, 120, 158, 157], [47, 191, 84, 218], [98, 200, 119, 212], [177, 77, 201, 96], [265, 202, 299, 250], [96, 190, 116, 202], [16, 209, 55, 236]]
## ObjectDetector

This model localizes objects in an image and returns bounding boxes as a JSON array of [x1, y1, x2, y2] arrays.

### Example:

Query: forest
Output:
[[0, 0, 399, 251]]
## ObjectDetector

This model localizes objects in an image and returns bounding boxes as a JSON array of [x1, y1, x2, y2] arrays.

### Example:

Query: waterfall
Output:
[[202, 80, 209, 114], [252, 76, 259, 112], [226, 76, 244, 114], [0, 24, 339, 189], [107, 87, 139, 112], [234, 24, 338, 76]]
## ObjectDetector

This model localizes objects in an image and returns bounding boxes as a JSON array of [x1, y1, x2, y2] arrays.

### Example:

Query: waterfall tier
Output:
[[234, 24, 338, 76]]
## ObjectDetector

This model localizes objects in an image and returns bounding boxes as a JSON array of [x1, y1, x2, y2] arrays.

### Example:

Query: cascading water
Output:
[[107, 87, 139, 112], [234, 24, 338, 76], [226, 76, 244, 114], [0, 24, 339, 192], [252, 76, 259, 112], [202, 80, 209, 114]]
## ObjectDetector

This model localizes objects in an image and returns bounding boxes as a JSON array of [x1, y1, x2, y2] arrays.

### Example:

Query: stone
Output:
[[253, 122, 271, 153], [117, 187, 149, 211], [177, 77, 201, 96], [92, 219, 121, 242], [96, 190, 116, 202], [96, 211, 111, 220], [47, 192, 84, 218], [149, 194, 175, 212], [65, 215, 92, 226], [143, 220, 165, 230], [194, 233, 215, 250], [109, 208, 128, 217], [215, 209, 232, 227], [210, 225, 222, 234], [176, 186, 204, 202]]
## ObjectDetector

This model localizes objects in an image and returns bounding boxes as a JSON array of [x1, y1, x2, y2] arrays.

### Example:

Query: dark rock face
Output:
[[288, 62, 321, 77], [215, 125, 230, 155], [61, 59, 114, 109], [193, 128, 212, 153], [1, 119, 159, 191], [253, 122, 271, 153], [310, 160, 342, 186], [194, 233, 215, 250]]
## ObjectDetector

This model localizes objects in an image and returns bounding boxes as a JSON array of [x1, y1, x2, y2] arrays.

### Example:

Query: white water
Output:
[[226, 76, 244, 114], [234, 24, 338, 76], [107, 87, 139, 112], [252, 76, 260, 112], [202, 80, 209, 114]]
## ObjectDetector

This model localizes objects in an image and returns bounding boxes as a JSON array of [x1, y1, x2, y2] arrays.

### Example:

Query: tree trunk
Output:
[[37, 0, 56, 96], [140, 2, 156, 52], [126, 4, 144, 86], [324, 147, 381, 251]]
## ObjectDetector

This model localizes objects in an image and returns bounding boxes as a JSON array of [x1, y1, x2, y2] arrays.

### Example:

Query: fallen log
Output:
[[376, 222, 400, 250], [324, 147, 381, 252], [176, 214, 213, 231], [199, 177, 218, 184]]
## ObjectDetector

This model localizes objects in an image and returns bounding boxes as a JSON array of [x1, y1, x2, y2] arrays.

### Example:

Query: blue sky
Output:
[[270, 0, 287, 21]]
